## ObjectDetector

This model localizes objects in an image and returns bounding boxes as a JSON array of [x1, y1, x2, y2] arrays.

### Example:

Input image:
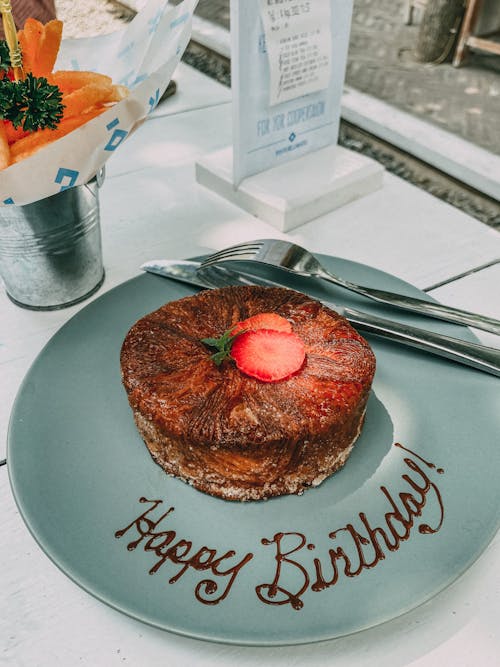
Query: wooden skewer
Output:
[[0, 0, 24, 81]]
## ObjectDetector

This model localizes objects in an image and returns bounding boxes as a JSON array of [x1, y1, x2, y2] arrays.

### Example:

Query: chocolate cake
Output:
[[120, 286, 376, 501]]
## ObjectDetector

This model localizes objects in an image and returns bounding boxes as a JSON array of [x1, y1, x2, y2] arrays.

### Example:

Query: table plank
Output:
[[149, 62, 231, 119], [428, 262, 500, 349], [104, 102, 500, 287], [290, 172, 500, 290]]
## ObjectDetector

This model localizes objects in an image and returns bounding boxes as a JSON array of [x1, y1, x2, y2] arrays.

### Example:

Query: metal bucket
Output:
[[0, 173, 105, 310]]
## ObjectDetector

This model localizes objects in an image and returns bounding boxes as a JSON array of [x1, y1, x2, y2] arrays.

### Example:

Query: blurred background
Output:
[[50, 0, 500, 230]]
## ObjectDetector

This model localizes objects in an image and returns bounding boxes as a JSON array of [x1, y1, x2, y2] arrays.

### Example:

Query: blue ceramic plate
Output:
[[8, 255, 500, 645]]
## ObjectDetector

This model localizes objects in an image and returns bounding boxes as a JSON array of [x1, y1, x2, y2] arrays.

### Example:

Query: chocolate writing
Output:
[[256, 444, 445, 609], [115, 497, 253, 604], [115, 444, 445, 609]]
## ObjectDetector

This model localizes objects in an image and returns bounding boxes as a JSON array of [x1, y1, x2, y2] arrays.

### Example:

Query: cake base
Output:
[[133, 407, 367, 502]]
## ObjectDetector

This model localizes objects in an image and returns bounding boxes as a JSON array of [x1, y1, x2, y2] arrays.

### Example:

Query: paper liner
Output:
[[1, 0, 198, 206]]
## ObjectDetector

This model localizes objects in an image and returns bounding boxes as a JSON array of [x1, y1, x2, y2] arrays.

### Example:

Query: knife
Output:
[[141, 259, 500, 378]]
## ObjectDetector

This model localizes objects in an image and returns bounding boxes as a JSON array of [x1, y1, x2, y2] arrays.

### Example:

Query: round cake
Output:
[[120, 285, 376, 501]]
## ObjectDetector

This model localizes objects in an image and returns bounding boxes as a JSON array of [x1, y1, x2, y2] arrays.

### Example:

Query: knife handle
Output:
[[344, 307, 500, 377]]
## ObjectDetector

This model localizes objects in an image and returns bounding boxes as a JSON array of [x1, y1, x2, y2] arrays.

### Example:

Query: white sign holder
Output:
[[195, 0, 384, 232]]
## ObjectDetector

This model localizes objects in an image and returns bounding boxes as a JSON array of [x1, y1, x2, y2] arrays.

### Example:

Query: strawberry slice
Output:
[[231, 312, 292, 336], [231, 329, 306, 382]]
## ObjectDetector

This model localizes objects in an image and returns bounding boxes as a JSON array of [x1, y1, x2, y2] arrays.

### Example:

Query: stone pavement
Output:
[[192, 0, 500, 158]]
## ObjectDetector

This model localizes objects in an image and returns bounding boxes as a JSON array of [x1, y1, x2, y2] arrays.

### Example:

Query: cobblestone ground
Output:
[[346, 0, 500, 157]]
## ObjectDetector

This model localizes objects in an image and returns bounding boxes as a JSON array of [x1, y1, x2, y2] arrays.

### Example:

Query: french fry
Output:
[[10, 107, 107, 163], [17, 18, 44, 73], [49, 70, 113, 94], [31, 20, 63, 77], [62, 82, 114, 118], [0, 122, 10, 169], [3, 120, 29, 144], [17, 19, 63, 77], [4, 18, 130, 170], [106, 84, 130, 103]]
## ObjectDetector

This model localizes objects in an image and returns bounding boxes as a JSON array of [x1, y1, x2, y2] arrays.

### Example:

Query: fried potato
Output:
[[49, 70, 113, 94], [106, 84, 130, 103], [3, 120, 29, 144], [17, 18, 63, 77], [0, 123, 10, 169], [10, 107, 107, 163], [1, 18, 130, 170], [17, 18, 43, 74], [62, 82, 115, 118], [32, 20, 63, 77]]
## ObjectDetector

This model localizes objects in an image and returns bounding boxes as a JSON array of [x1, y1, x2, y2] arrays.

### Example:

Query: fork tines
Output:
[[200, 241, 264, 267]]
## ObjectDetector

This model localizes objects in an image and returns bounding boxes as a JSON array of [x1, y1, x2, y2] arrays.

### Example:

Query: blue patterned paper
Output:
[[55, 168, 80, 190], [104, 119, 128, 151]]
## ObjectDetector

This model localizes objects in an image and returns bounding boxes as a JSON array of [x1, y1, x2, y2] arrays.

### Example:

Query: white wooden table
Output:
[[1, 64, 499, 666]]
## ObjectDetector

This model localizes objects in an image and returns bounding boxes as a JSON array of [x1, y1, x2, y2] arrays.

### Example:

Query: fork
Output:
[[141, 259, 500, 377], [199, 239, 500, 335]]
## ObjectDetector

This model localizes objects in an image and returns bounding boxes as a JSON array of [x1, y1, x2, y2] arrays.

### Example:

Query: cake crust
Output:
[[120, 286, 376, 501]]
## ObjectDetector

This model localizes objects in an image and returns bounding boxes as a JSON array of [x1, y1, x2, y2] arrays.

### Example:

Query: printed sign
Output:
[[231, 0, 353, 186], [259, 0, 332, 106]]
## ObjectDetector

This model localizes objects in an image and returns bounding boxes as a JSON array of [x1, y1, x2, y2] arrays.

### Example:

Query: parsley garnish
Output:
[[0, 73, 64, 131]]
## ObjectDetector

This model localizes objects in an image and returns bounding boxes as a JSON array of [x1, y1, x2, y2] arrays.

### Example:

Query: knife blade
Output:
[[141, 259, 500, 377]]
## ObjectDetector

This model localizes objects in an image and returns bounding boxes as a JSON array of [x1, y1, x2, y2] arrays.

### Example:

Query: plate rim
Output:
[[7, 254, 500, 646]]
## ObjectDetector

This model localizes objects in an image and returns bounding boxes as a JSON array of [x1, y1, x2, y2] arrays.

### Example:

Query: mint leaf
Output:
[[201, 326, 244, 366]]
